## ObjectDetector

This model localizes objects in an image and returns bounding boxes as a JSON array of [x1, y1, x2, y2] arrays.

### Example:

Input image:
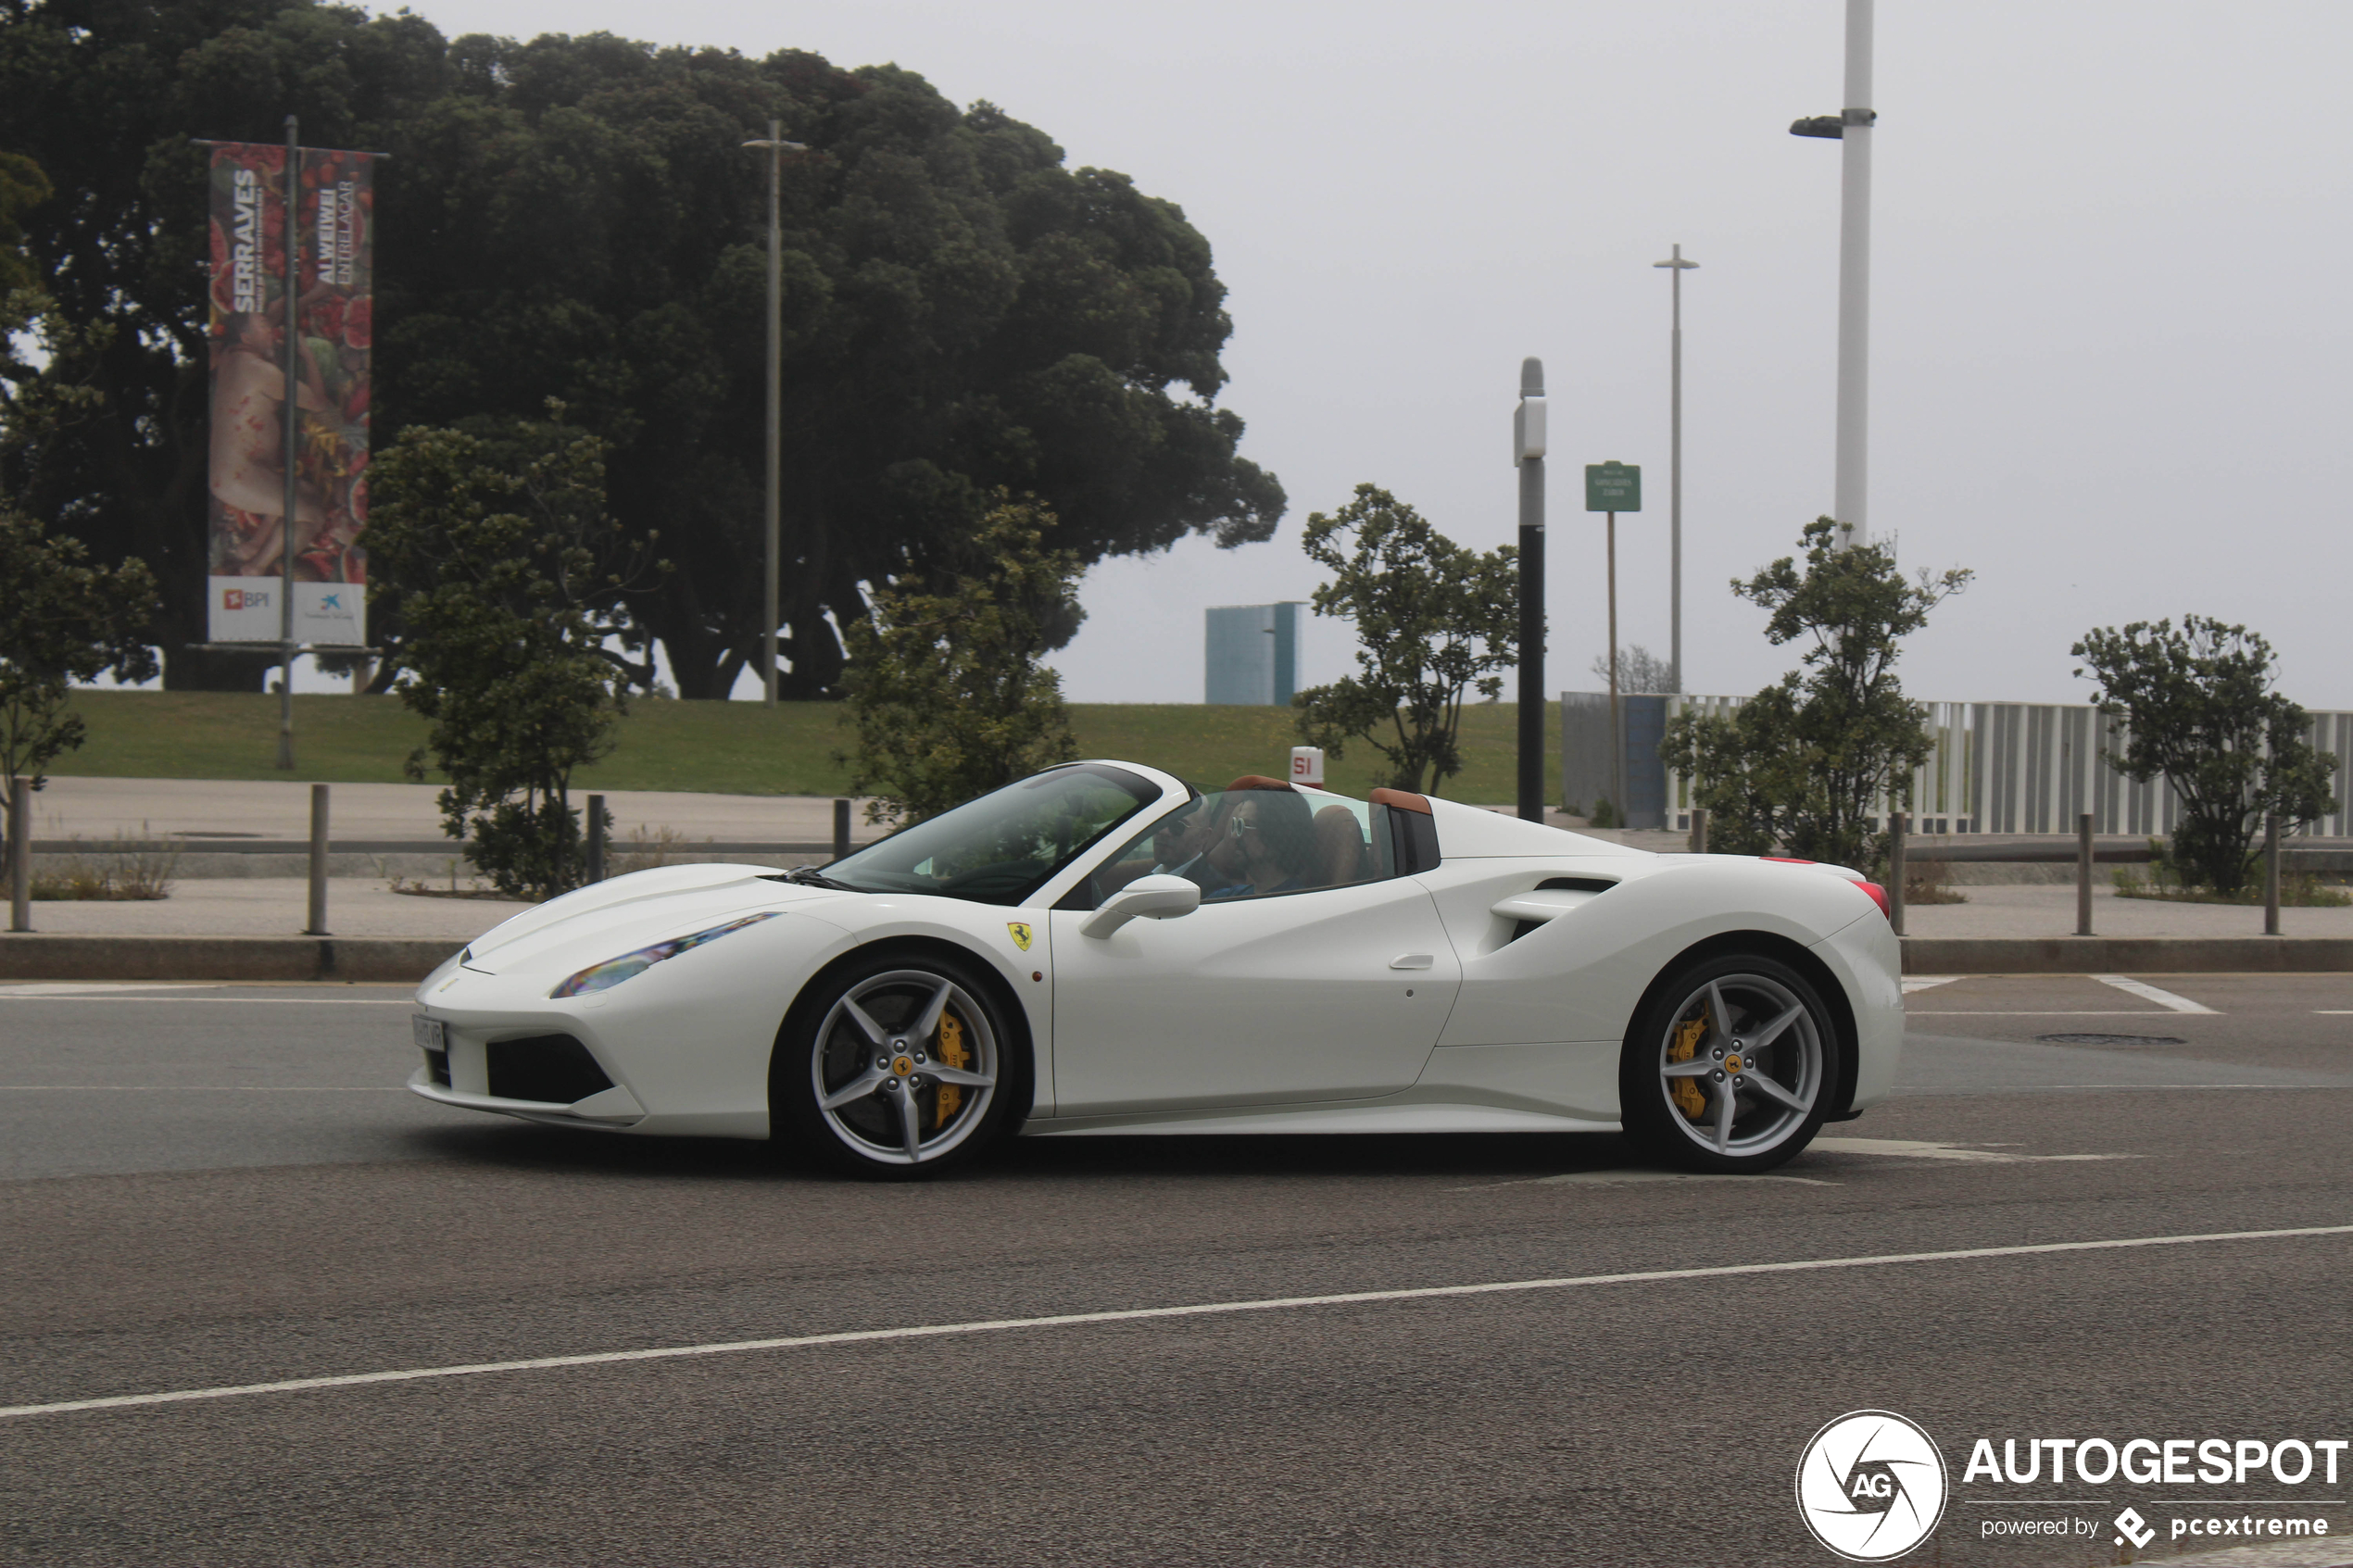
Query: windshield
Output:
[[823, 764, 1165, 905]]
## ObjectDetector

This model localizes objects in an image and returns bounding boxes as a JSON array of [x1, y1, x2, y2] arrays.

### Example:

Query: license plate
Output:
[[412, 1015, 447, 1053]]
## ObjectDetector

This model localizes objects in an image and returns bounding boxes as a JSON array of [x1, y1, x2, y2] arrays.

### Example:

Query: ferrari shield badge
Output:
[[1006, 922, 1034, 952]]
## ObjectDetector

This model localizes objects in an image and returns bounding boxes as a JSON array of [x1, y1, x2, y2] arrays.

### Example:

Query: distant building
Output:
[[1205, 602, 1304, 705]]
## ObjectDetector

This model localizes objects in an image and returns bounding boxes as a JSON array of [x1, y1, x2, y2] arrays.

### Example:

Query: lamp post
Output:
[[1790, 0, 1875, 549], [1651, 244, 1697, 692], [277, 112, 300, 767], [742, 120, 808, 704]]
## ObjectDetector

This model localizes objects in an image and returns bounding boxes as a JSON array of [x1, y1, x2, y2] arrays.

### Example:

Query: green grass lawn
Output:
[[47, 691, 1562, 803]]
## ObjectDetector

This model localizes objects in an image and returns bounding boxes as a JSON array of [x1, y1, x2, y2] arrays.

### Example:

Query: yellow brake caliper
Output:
[[1667, 1014, 1707, 1120], [935, 1011, 967, 1128]]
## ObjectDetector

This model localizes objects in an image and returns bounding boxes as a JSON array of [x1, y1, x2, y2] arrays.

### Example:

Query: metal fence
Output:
[[1634, 696, 2353, 837]]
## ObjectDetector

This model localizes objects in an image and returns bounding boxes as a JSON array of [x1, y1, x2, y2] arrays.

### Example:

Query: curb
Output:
[[0, 935, 461, 984], [1902, 936, 2353, 973]]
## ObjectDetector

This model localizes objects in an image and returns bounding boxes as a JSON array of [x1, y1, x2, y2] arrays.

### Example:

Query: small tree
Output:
[[1660, 519, 1969, 866], [2071, 617, 2335, 896], [1292, 484, 1519, 794], [0, 293, 157, 874], [840, 493, 1082, 824], [367, 412, 663, 900], [1591, 644, 1680, 695], [0, 512, 159, 871]]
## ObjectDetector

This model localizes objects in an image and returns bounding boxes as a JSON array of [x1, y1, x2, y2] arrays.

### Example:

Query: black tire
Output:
[[1618, 952, 1842, 1173], [770, 947, 1026, 1179]]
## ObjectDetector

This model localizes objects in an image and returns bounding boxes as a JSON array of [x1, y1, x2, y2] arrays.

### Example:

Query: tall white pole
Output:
[[1833, 0, 1874, 548], [1654, 245, 1698, 691], [762, 120, 781, 705], [742, 122, 807, 703]]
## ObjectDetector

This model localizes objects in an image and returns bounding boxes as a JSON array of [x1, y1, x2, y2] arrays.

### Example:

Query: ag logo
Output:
[[1006, 922, 1033, 952], [1794, 1410, 1948, 1562]]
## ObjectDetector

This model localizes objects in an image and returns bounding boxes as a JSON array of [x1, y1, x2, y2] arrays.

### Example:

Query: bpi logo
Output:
[[1795, 1411, 1949, 1562], [222, 587, 271, 611]]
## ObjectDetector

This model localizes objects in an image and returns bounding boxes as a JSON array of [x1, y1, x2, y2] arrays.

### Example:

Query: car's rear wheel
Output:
[[1618, 953, 1840, 1173], [771, 951, 1021, 1178]]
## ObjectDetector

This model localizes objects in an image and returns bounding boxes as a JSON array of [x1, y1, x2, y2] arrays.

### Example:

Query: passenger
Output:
[[1204, 788, 1317, 899]]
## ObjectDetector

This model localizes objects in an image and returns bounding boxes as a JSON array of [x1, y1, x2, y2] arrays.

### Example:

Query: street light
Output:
[[742, 119, 808, 704], [1652, 244, 1698, 693], [1790, 0, 1875, 549], [1514, 358, 1547, 823]]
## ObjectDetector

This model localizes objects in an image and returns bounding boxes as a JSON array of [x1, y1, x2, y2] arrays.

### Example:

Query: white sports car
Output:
[[410, 762, 1903, 1177]]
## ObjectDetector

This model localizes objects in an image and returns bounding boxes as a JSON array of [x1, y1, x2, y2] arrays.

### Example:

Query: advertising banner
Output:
[[204, 142, 372, 646]]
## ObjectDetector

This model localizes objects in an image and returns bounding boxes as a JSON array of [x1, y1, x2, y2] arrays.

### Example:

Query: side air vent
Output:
[[1494, 877, 1620, 943], [485, 1035, 615, 1105]]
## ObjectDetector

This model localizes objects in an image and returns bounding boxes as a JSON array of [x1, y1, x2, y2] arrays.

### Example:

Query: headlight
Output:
[[550, 913, 780, 998]]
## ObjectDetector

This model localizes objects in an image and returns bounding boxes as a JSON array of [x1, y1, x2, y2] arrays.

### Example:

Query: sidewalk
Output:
[[1901, 883, 2353, 940], [22, 775, 879, 847], [9, 879, 528, 940]]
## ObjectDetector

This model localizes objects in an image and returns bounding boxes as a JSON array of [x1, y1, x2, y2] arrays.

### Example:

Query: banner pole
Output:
[[277, 112, 299, 771]]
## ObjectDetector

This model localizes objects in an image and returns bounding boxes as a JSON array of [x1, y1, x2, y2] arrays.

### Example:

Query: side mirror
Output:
[[1079, 873, 1201, 939]]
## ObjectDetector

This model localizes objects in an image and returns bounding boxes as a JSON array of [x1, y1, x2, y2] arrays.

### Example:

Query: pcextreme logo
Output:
[[1795, 1410, 1950, 1562]]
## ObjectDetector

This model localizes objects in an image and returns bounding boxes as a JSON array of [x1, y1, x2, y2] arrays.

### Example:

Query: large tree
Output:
[[0, 4, 1284, 694]]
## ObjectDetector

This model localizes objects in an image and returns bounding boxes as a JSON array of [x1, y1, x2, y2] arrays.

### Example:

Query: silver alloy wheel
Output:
[[1654, 971, 1822, 1158], [810, 968, 999, 1166]]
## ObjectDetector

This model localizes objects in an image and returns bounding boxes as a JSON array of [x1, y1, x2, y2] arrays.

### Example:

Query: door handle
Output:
[[1389, 953, 1434, 971]]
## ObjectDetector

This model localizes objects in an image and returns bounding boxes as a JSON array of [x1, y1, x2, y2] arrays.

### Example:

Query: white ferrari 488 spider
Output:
[[410, 761, 1903, 1177]]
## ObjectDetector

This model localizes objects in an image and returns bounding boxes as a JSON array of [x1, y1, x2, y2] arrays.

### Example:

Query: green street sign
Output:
[[1585, 461, 1642, 512]]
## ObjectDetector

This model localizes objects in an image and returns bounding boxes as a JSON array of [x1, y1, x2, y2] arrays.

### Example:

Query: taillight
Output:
[[1853, 880, 1891, 921]]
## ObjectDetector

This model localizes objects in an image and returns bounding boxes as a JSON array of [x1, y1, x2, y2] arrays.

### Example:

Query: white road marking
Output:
[[6, 1223, 2350, 1423], [1901, 975, 1966, 994], [1809, 1136, 2140, 1164], [0, 1085, 401, 1092], [0, 996, 415, 1006], [1908, 1010, 2188, 1016], [2093, 974, 2219, 1013], [1456, 1170, 1838, 1191], [2143, 1541, 2353, 1568], [0, 983, 212, 996]]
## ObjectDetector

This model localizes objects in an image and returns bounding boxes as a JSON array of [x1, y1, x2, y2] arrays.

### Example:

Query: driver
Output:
[[1150, 795, 1240, 890]]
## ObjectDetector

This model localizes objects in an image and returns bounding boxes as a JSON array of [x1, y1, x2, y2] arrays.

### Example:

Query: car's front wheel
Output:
[[771, 951, 1022, 1178], [1618, 953, 1841, 1173]]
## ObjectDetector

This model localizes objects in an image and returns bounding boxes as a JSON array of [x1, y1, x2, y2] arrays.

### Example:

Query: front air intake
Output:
[[485, 1035, 614, 1105]]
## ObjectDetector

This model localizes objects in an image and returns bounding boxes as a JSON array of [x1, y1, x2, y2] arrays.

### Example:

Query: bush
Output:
[[839, 494, 1081, 825], [367, 410, 663, 900], [2072, 617, 2337, 897]]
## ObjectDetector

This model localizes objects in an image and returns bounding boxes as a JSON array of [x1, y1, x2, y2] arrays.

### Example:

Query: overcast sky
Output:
[[403, 0, 2353, 710]]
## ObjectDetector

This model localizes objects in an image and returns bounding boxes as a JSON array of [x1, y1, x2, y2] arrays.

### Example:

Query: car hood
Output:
[[459, 861, 853, 975]]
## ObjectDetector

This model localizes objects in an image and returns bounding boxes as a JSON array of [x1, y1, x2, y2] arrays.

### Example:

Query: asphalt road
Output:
[[5, 974, 2353, 1567]]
